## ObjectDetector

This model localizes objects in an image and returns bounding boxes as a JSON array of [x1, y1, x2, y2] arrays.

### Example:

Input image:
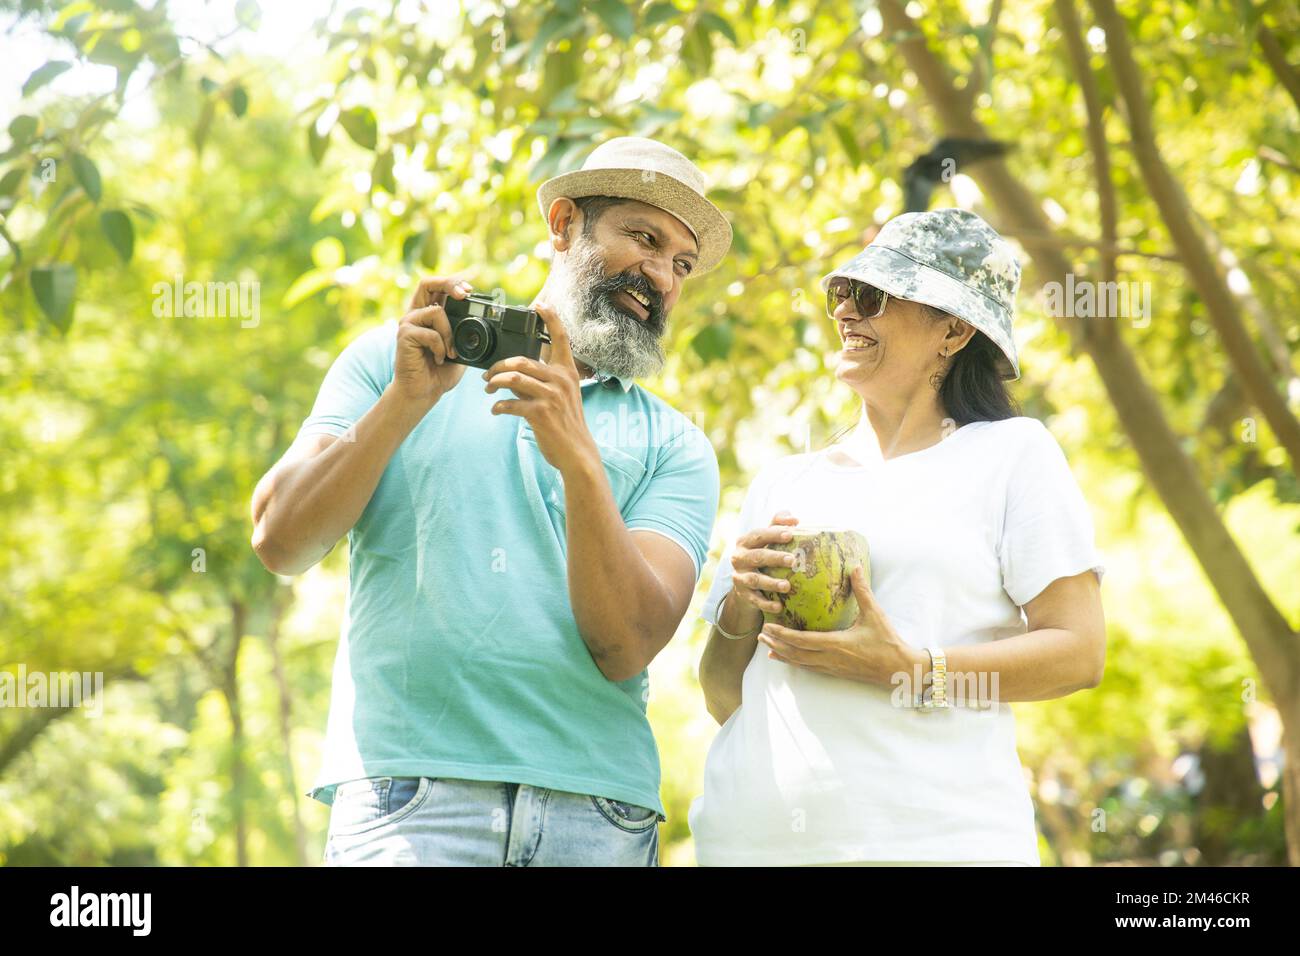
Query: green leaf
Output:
[[31, 265, 76, 332], [691, 321, 733, 362], [308, 122, 331, 164], [699, 11, 738, 45], [339, 107, 378, 150], [644, 3, 679, 28], [0, 166, 26, 197], [371, 149, 396, 193], [311, 236, 345, 270], [9, 115, 39, 148], [525, 14, 583, 67], [682, 23, 713, 74], [402, 227, 438, 269], [99, 209, 134, 263], [22, 61, 73, 97], [70, 151, 102, 202], [228, 84, 249, 118], [833, 121, 862, 166], [593, 0, 635, 40], [235, 0, 262, 30], [282, 269, 334, 309], [194, 98, 216, 154]]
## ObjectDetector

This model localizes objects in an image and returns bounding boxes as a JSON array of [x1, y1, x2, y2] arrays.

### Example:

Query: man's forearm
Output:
[[252, 385, 430, 574], [561, 454, 676, 683]]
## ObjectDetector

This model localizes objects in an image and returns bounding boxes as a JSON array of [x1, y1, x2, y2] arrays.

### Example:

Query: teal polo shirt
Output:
[[300, 319, 720, 816]]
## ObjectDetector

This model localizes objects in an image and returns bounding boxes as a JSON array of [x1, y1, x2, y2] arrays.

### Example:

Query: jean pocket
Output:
[[328, 776, 433, 838], [590, 795, 660, 834]]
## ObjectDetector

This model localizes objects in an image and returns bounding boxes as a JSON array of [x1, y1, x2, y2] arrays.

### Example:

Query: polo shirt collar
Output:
[[579, 371, 635, 393]]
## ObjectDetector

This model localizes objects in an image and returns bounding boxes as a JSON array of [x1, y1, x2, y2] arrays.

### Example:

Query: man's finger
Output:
[[481, 355, 552, 384], [402, 304, 456, 359], [489, 397, 535, 419], [532, 302, 575, 371], [409, 274, 473, 311], [484, 370, 551, 400], [401, 324, 447, 364]]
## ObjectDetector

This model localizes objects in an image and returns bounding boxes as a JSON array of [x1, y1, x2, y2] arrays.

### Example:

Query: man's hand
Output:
[[392, 274, 474, 410], [482, 302, 599, 477]]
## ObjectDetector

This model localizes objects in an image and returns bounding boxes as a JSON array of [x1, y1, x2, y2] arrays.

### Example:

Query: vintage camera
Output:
[[442, 293, 550, 369]]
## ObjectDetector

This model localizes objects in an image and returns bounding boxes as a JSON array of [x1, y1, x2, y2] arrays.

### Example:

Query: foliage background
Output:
[[1, 0, 1297, 865]]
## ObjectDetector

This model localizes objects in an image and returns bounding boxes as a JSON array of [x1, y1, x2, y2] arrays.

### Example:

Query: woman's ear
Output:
[[944, 319, 977, 355]]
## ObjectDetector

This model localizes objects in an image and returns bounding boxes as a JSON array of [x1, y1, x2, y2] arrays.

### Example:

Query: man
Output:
[[250, 136, 731, 866]]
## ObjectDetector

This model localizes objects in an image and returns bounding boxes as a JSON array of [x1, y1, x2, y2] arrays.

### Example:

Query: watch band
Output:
[[920, 647, 949, 710], [714, 590, 762, 641]]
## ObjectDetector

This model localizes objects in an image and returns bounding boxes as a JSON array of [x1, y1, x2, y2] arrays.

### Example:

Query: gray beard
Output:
[[549, 240, 666, 382]]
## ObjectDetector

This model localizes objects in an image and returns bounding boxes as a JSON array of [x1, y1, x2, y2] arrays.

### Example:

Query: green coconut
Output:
[[763, 528, 871, 631]]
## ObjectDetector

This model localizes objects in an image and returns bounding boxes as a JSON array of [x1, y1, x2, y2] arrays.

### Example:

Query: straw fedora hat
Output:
[[536, 136, 733, 274]]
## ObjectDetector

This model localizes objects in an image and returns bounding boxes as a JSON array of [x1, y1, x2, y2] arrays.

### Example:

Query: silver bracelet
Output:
[[714, 590, 762, 641]]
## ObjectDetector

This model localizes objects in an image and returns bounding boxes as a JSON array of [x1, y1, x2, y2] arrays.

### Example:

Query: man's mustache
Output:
[[588, 270, 666, 333]]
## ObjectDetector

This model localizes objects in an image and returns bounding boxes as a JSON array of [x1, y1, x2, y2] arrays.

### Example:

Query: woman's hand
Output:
[[758, 565, 924, 685], [728, 511, 802, 621]]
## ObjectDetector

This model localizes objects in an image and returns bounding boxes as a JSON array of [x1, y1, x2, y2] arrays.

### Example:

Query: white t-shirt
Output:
[[689, 416, 1106, 866]]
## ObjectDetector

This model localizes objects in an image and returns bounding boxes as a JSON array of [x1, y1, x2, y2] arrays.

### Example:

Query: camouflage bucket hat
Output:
[[819, 208, 1022, 380]]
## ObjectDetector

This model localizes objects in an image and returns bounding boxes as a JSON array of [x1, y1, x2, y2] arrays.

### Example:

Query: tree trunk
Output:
[[1194, 725, 1265, 865], [1087, 0, 1300, 468], [875, 0, 1300, 862], [225, 599, 248, 867], [266, 584, 308, 866], [1257, 24, 1300, 116]]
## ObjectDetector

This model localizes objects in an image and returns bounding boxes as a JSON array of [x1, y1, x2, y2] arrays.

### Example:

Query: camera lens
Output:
[[453, 317, 494, 363]]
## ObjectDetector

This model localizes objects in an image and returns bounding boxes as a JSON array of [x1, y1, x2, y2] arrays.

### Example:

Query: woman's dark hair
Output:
[[922, 304, 1020, 426], [822, 301, 1019, 447]]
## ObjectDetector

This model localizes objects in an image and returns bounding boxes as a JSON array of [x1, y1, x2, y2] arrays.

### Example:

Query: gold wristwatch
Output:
[[919, 647, 949, 711]]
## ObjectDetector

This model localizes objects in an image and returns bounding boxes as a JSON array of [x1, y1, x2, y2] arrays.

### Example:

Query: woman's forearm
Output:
[[920, 627, 1102, 707], [699, 590, 761, 724]]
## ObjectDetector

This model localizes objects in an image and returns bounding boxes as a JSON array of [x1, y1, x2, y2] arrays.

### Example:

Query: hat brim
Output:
[[821, 246, 1021, 380], [537, 168, 732, 274]]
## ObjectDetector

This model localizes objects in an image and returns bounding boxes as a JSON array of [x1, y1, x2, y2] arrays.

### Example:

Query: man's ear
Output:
[[547, 197, 579, 253]]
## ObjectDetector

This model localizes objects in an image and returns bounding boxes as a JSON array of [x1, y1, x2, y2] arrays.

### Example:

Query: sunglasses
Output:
[[826, 278, 890, 320]]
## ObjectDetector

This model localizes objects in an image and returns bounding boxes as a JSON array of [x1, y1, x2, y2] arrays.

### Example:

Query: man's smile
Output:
[[617, 288, 651, 321]]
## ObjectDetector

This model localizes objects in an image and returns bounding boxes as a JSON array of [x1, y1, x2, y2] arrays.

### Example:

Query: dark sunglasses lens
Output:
[[854, 283, 885, 316], [826, 286, 842, 316], [826, 279, 885, 317]]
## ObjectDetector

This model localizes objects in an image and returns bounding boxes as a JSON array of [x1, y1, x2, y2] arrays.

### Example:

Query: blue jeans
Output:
[[323, 776, 661, 866]]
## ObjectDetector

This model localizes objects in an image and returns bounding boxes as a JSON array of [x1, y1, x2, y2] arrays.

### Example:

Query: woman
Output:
[[690, 208, 1106, 866]]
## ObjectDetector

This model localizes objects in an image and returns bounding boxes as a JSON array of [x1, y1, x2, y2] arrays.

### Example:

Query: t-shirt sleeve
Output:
[[699, 461, 776, 626], [298, 321, 396, 439], [998, 421, 1106, 607], [625, 423, 721, 586]]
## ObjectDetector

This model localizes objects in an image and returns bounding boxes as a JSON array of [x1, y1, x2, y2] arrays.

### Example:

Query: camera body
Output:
[[442, 293, 550, 369]]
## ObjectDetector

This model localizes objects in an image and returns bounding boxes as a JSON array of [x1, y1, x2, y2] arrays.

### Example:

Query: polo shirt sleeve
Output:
[[998, 420, 1106, 607], [298, 321, 396, 439], [624, 422, 720, 586]]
